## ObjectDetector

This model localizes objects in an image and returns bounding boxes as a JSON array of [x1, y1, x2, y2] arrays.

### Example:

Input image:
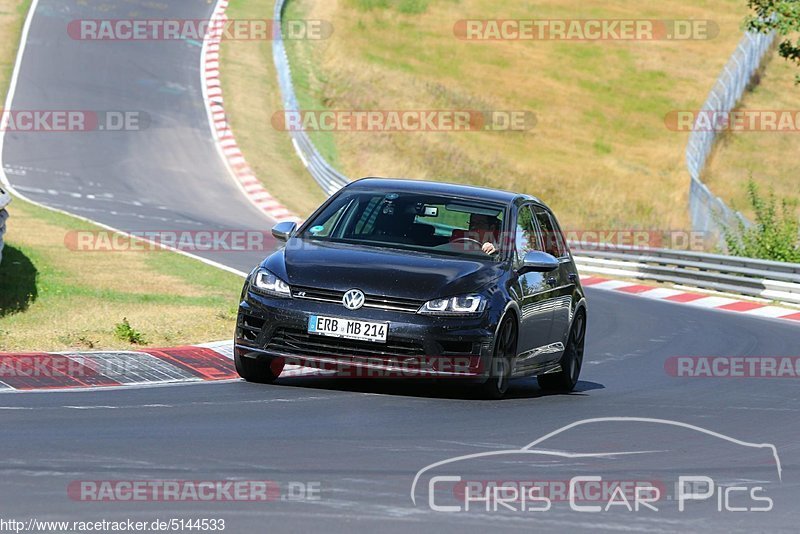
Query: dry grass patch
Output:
[[704, 57, 800, 219], [279, 0, 758, 231]]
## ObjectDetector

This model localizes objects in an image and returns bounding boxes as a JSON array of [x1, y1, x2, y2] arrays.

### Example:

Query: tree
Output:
[[745, 0, 800, 83]]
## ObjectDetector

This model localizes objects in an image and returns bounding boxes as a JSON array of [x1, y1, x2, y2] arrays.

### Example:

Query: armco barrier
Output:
[[0, 187, 10, 265], [572, 243, 800, 305], [273, 0, 349, 195]]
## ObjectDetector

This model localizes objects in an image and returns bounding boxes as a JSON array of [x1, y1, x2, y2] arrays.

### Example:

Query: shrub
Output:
[[114, 318, 147, 345], [722, 179, 800, 262]]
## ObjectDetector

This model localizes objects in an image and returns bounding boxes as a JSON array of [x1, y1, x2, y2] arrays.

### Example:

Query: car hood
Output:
[[264, 238, 506, 301]]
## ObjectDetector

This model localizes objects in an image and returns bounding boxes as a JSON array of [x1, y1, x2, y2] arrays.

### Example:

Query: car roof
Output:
[[346, 177, 542, 205]]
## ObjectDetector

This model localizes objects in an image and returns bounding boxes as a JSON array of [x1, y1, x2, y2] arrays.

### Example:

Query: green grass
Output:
[[347, 0, 431, 14], [0, 197, 244, 351], [282, 0, 342, 168], [0, 0, 30, 105]]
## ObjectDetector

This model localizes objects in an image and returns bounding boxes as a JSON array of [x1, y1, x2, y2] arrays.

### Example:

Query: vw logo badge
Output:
[[342, 289, 365, 310]]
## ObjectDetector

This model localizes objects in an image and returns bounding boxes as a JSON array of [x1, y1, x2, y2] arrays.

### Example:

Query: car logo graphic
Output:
[[410, 416, 784, 506], [342, 289, 365, 310]]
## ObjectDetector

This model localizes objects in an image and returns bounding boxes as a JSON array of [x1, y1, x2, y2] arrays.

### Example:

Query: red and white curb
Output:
[[202, 0, 301, 224], [0, 342, 236, 392], [0, 341, 323, 392], [581, 275, 800, 323]]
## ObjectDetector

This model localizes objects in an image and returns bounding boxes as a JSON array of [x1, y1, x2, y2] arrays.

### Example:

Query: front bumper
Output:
[[235, 289, 498, 379]]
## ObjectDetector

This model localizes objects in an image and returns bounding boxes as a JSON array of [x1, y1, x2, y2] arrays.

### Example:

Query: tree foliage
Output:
[[746, 0, 800, 83]]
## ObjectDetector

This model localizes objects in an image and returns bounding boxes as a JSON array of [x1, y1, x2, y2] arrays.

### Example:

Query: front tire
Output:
[[538, 311, 586, 393], [235, 353, 283, 384], [479, 315, 517, 399]]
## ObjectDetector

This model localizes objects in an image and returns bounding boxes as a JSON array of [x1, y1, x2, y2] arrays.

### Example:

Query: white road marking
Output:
[[639, 287, 686, 299], [744, 306, 797, 318], [589, 279, 633, 291]]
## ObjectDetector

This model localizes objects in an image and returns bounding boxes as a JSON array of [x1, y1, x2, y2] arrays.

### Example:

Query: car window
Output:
[[301, 190, 506, 259], [311, 199, 353, 237], [533, 207, 567, 258], [412, 205, 470, 237], [514, 205, 543, 264], [353, 196, 382, 236]]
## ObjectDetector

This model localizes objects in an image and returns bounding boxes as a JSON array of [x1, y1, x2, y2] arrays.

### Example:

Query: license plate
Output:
[[308, 315, 388, 343]]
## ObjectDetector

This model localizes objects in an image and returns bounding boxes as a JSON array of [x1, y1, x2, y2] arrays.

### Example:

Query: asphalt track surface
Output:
[[1, 0, 272, 272], [2, 1, 799, 533]]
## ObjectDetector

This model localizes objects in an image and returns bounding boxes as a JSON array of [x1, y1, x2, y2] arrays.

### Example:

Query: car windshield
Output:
[[300, 190, 507, 259]]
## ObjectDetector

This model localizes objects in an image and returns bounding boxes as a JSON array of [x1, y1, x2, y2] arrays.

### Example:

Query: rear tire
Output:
[[235, 354, 283, 384], [538, 311, 585, 393], [479, 315, 517, 400]]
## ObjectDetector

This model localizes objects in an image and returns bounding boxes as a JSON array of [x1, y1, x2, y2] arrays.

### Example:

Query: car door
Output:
[[511, 204, 556, 371], [532, 206, 576, 356]]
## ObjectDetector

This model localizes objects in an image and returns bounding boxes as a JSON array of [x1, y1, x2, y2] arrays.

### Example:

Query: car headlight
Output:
[[418, 294, 486, 315], [251, 268, 291, 298]]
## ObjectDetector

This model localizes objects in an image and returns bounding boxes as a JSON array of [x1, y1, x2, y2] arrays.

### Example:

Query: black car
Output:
[[234, 178, 587, 398]]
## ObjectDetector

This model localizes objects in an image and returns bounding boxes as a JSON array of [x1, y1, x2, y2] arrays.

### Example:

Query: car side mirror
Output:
[[519, 251, 559, 274], [271, 221, 297, 242]]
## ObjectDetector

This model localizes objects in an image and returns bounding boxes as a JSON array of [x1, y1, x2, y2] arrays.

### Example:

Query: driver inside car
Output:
[[451, 213, 500, 255]]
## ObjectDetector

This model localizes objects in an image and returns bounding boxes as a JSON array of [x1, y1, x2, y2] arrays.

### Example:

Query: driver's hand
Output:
[[482, 242, 497, 255]]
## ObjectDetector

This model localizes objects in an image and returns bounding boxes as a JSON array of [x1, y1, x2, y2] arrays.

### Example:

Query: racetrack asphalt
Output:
[[1, 1, 799, 532]]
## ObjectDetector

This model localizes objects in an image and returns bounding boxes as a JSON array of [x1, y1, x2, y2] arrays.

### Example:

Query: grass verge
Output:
[[704, 56, 800, 219], [219, 0, 328, 217], [0, 0, 30, 105], [0, 197, 244, 351]]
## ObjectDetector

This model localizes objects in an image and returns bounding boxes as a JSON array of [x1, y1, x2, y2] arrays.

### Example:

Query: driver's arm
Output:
[[482, 242, 497, 255]]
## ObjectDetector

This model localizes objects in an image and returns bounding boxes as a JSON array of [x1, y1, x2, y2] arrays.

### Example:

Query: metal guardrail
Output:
[[270, 1, 799, 306], [572, 243, 800, 305], [686, 30, 776, 237], [0, 187, 10, 265], [272, 0, 350, 195]]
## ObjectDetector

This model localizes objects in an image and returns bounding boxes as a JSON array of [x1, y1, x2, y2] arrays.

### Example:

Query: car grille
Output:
[[238, 314, 265, 343], [291, 286, 423, 313], [267, 327, 426, 361]]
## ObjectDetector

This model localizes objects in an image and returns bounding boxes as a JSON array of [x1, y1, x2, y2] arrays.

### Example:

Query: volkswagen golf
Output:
[[234, 178, 587, 398]]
